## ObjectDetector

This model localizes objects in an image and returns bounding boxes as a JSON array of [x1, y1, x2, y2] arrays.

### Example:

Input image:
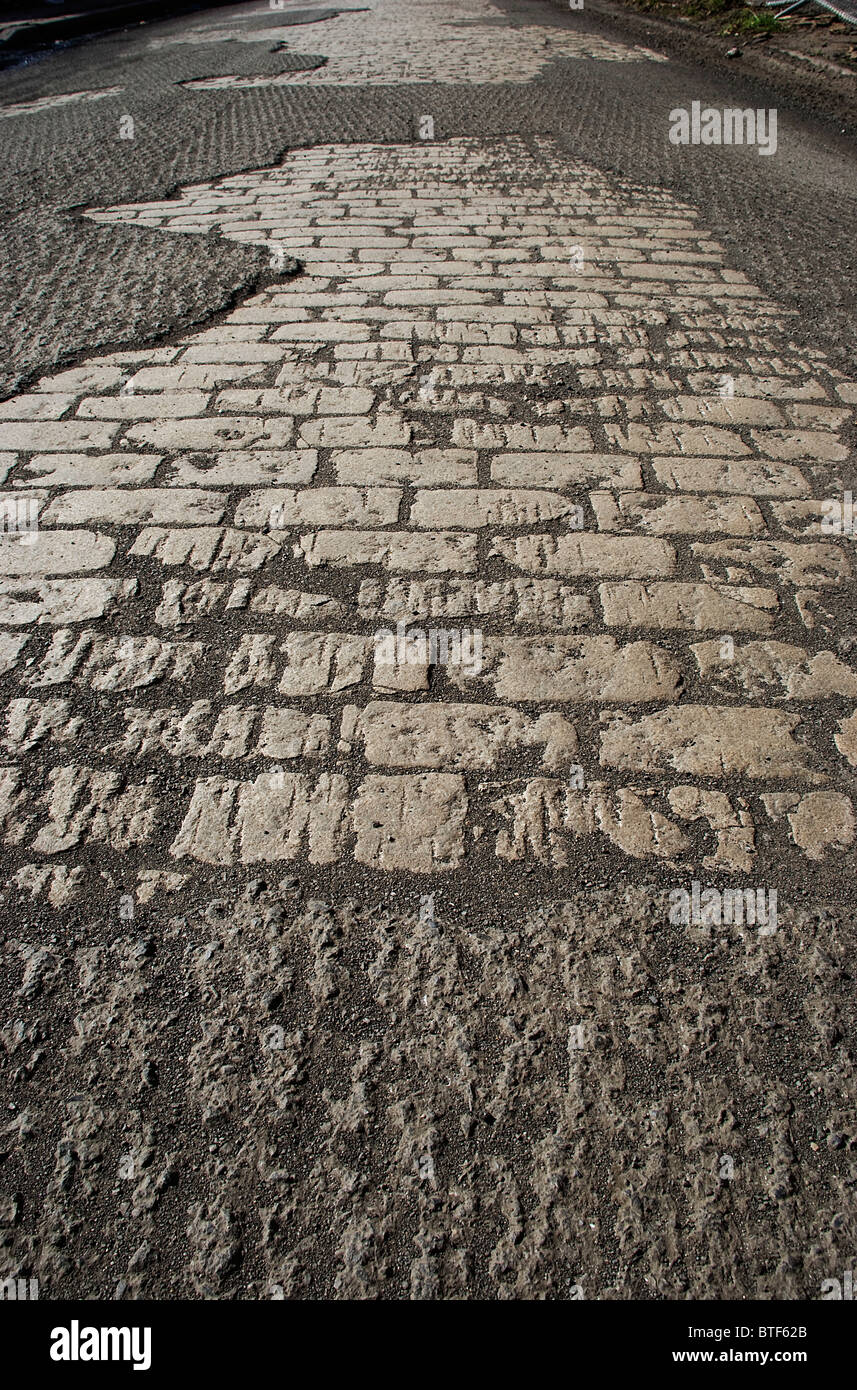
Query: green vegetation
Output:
[[721, 7, 782, 33], [631, 0, 782, 35]]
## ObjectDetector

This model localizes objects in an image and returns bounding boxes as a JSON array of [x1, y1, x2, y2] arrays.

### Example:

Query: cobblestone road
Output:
[[1, 0, 856, 1302], [4, 130, 856, 881]]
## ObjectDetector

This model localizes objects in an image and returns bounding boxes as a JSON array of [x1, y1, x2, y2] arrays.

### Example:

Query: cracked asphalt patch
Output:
[[0, 0, 856, 1305]]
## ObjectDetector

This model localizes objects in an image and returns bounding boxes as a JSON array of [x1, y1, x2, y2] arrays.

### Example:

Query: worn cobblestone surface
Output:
[[1, 0, 856, 1302], [0, 133, 851, 882]]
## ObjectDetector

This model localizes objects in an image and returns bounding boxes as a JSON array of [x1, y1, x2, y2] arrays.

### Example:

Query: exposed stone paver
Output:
[[170, 0, 668, 91], [0, 86, 125, 119], [0, 135, 855, 878]]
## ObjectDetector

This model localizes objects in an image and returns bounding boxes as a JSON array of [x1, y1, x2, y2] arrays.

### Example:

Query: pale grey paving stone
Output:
[[298, 530, 479, 573], [0, 531, 115, 575], [129, 527, 284, 572], [333, 449, 477, 486], [27, 630, 204, 692], [0, 631, 30, 674], [410, 488, 579, 529], [0, 395, 79, 421], [340, 701, 579, 772], [0, 578, 136, 627], [0, 422, 118, 451], [469, 635, 683, 703], [169, 772, 351, 866], [691, 640, 857, 700], [599, 581, 779, 632], [589, 491, 766, 536], [490, 453, 642, 489], [363, 578, 595, 630], [123, 416, 296, 450], [18, 455, 162, 488], [234, 487, 401, 529], [599, 705, 824, 783], [163, 452, 318, 487], [75, 392, 212, 420], [351, 774, 469, 873], [490, 533, 677, 579], [652, 457, 811, 495], [693, 540, 852, 588], [42, 490, 227, 527]]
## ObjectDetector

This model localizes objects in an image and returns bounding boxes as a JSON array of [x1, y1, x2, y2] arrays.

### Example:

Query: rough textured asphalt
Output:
[[0, 0, 855, 1302]]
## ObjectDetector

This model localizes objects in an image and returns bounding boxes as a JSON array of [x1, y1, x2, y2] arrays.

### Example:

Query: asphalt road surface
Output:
[[1, 0, 856, 1304]]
